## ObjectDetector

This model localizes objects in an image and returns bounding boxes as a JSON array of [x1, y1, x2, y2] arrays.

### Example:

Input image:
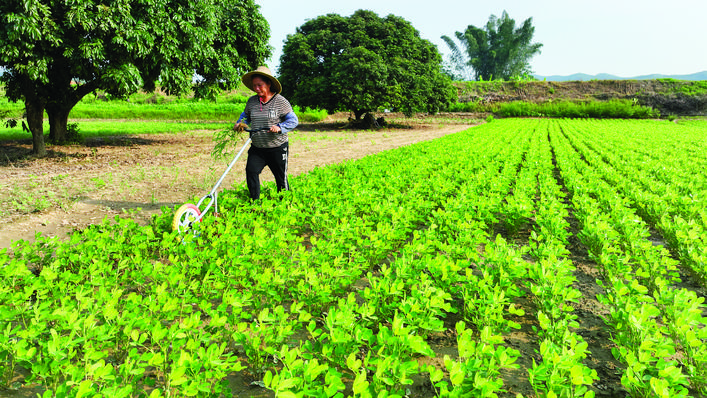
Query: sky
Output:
[[256, 0, 707, 78]]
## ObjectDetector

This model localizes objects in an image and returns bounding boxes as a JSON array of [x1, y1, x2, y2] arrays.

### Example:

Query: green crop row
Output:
[[1, 120, 528, 396], [552, 119, 707, 396], [514, 122, 598, 397], [562, 119, 707, 286]]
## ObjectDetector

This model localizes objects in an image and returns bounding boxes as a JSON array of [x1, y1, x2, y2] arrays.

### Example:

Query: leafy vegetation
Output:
[[551, 119, 707, 396], [2, 119, 707, 397], [449, 99, 659, 118], [655, 79, 707, 96]]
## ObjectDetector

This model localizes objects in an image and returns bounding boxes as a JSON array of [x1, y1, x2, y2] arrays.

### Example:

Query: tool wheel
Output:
[[172, 203, 202, 233]]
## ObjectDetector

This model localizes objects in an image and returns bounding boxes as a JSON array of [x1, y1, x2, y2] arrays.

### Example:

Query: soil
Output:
[[0, 115, 629, 397]]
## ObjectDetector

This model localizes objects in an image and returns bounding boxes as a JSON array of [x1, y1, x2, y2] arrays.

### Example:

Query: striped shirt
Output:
[[240, 94, 298, 148]]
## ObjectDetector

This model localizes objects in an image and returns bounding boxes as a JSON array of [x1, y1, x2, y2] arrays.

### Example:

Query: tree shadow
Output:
[[294, 121, 347, 132], [83, 135, 173, 147], [0, 135, 174, 166], [295, 118, 415, 132]]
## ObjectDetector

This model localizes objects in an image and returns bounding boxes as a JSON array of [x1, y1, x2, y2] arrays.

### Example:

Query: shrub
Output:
[[491, 99, 659, 119]]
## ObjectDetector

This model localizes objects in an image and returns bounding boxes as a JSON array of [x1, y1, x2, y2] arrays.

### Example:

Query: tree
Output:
[[0, 0, 271, 156], [442, 11, 542, 81], [278, 10, 455, 123]]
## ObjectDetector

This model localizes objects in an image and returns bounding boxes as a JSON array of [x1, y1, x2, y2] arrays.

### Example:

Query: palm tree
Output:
[[442, 11, 543, 81]]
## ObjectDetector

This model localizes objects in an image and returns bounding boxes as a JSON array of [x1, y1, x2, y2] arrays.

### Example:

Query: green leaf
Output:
[[353, 371, 369, 394], [169, 366, 188, 386], [346, 352, 361, 371], [263, 371, 273, 388]]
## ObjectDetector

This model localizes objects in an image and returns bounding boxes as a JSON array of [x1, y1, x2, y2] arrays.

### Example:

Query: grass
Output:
[[1, 100, 325, 124], [656, 79, 707, 96], [70, 101, 246, 121], [1, 106, 328, 141], [2, 174, 81, 216], [449, 99, 660, 119], [0, 85, 329, 140], [72, 89, 250, 120], [0, 120, 228, 141]]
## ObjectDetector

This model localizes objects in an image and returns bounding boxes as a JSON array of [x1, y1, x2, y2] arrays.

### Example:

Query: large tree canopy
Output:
[[442, 11, 542, 81], [278, 10, 455, 122], [0, 0, 271, 156]]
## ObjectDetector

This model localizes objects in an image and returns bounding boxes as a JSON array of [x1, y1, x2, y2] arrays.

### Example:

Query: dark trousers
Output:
[[245, 142, 289, 199]]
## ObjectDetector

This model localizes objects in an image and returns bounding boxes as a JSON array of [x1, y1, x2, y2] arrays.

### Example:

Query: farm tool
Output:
[[172, 128, 265, 234]]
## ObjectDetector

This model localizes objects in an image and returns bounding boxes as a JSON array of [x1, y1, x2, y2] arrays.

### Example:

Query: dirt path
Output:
[[0, 122, 476, 249]]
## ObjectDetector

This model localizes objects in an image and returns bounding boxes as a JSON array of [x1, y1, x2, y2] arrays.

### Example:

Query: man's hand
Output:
[[269, 125, 282, 133], [234, 122, 248, 132]]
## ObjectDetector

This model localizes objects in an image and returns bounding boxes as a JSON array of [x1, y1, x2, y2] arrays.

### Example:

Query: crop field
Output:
[[2, 118, 707, 397]]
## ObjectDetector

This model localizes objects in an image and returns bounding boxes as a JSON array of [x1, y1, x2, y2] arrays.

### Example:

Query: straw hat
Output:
[[241, 66, 282, 94]]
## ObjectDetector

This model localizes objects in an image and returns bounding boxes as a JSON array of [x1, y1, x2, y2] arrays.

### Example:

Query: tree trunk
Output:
[[47, 105, 72, 144], [25, 100, 46, 157]]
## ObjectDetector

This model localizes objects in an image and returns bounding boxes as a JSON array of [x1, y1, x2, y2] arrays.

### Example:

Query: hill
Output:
[[534, 71, 707, 82]]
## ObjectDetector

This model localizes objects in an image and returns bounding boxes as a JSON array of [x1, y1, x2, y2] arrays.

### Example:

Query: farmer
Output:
[[234, 66, 299, 200]]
